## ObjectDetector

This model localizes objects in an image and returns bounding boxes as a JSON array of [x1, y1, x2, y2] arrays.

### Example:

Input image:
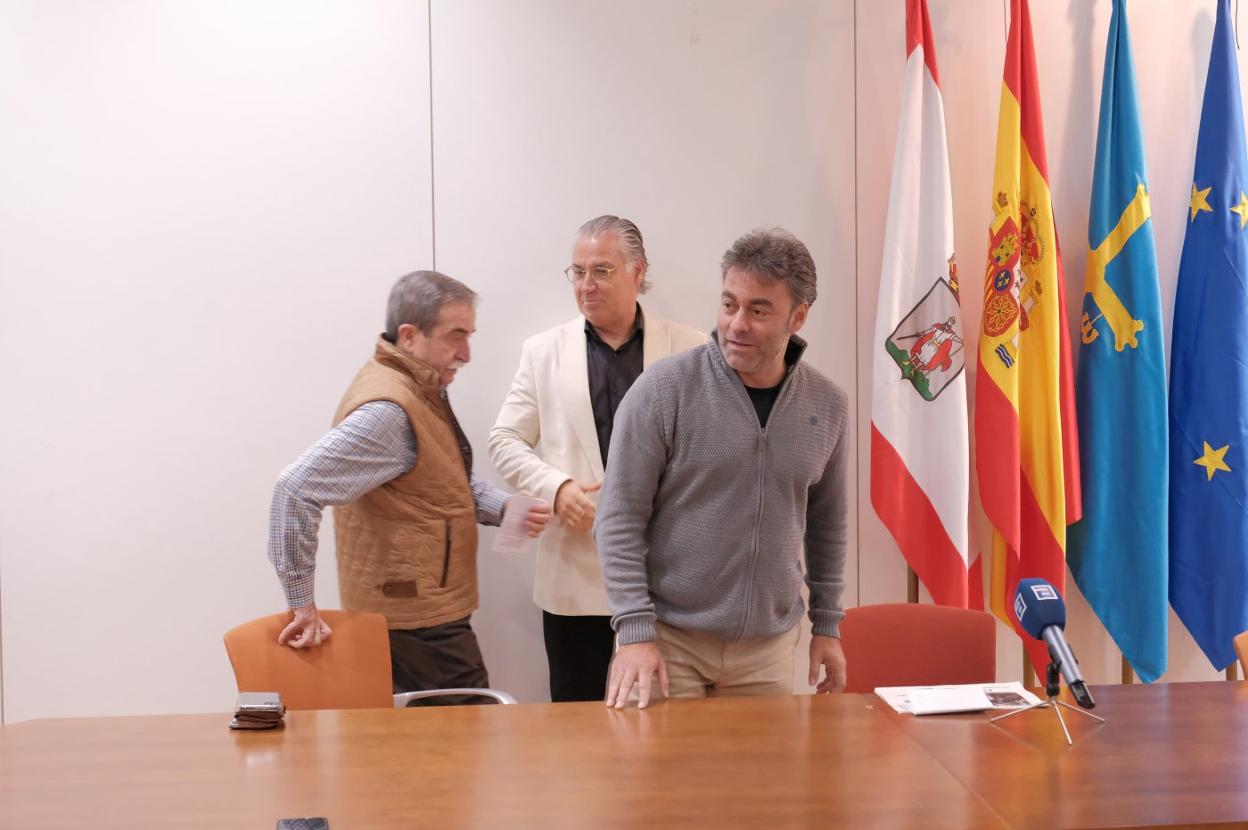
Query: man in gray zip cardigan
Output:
[[595, 228, 849, 708]]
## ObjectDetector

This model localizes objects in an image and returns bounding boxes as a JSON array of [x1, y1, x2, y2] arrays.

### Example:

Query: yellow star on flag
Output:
[[1232, 192, 1248, 230], [1190, 183, 1214, 222], [1194, 441, 1232, 481]]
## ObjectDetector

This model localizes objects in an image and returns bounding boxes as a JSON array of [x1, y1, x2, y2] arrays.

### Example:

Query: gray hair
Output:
[[384, 270, 477, 338], [720, 228, 817, 307], [576, 214, 652, 293]]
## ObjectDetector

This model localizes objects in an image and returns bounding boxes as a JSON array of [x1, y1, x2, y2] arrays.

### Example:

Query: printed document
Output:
[[873, 682, 1042, 715], [491, 494, 542, 555]]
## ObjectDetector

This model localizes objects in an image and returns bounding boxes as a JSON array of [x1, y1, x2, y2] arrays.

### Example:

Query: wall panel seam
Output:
[[428, 0, 438, 269], [852, 0, 862, 606]]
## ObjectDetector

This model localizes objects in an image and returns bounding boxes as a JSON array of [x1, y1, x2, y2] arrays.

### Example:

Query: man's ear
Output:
[[789, 302, 810, 334], [632, 260, 647, 291], [396, 322, 421, 350]]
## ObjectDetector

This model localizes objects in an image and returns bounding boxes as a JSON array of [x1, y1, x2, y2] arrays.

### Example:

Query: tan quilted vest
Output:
[[331, 338, 478, 630]]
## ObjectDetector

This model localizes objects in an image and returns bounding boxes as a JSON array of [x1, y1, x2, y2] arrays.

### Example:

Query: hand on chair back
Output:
[[278, 603, 333, 649]]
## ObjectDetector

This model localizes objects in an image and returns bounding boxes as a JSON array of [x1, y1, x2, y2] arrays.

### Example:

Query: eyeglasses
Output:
[[564, 264, 616, 285]]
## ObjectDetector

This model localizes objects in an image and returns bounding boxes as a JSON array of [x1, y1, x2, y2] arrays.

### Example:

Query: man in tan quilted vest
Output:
[[266, 270, 552, 701]]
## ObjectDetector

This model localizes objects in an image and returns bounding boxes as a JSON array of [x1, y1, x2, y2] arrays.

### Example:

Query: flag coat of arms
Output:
[[975, 0, 1082, 673], [1169, 0, 1248, 671], [870, 0, 968, 607], [1067, 0, 1168, 684]]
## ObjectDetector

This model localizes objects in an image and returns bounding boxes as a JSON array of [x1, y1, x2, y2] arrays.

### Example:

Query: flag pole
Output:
[[906, 567, 919, 603], [1121, 656, 1133, 685]]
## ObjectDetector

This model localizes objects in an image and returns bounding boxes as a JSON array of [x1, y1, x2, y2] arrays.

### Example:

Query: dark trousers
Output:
[[388, 616, 492, 706], [542, 611, 616, 702]]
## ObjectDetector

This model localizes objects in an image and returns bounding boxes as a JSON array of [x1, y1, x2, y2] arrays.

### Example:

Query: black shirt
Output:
[[586, 308, 644, 466], [745, 382, 783, 429]]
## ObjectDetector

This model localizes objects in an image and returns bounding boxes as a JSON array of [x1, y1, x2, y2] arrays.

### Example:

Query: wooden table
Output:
[[1, 681, 1244, 829], [0, 693, 1004, 830], [879, 679, 1248, 830]]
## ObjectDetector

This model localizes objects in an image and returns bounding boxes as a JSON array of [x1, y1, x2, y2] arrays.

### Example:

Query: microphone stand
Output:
[[989, 661, 1105, 746]]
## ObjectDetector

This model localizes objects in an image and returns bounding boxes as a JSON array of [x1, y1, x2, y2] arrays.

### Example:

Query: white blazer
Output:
[[489, 310, 707, 615]]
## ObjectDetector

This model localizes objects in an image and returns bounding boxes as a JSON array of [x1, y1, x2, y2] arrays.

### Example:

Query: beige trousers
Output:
[[655, 620, 800, 698]]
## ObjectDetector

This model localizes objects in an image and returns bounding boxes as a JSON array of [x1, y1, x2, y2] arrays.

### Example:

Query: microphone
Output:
[[1013, 578, 1095, 709]]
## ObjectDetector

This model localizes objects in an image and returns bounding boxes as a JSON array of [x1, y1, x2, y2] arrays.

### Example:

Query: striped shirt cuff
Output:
[[473, 477, 511, 527], [283, 574, 316, 610]]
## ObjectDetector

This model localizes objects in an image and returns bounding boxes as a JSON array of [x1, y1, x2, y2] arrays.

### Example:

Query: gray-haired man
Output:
[[595, 229, 849, 708], [267, 270, 551, 701], [489, 216, 705, 702]]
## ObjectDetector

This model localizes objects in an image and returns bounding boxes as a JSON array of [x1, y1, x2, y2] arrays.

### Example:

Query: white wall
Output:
[[0, 0, 1235, 723], [0, 1, 434, 721], [430, 0, 857, 702]]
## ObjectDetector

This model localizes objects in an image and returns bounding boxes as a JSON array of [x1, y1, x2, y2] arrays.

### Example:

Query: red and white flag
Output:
[[870, 0, 969, 607]]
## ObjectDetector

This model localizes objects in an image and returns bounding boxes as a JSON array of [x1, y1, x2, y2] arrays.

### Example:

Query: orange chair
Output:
[[838, 603, 996, 693], [224, 610, 516, 710], [1235, 631, 1248, 677]]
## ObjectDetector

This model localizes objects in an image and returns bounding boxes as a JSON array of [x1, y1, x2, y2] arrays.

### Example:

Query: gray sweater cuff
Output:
[[615, 614, 658, 645], [810, 610, 845, 639]]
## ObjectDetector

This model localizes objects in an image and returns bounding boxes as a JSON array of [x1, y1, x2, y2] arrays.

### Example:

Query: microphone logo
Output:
[[1029, 583, 1059, 601], [1013, 581, 1061, 624]]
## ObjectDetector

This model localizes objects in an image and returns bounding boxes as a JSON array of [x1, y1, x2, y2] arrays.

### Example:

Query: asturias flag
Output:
[[975, 0, 1082, 674], [1068, 0, 1168, 684], [870, 0, 969, 607], [1169, 0, 1248, 671]]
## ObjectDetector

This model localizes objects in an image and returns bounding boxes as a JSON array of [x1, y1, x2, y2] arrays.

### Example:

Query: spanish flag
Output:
[[975, 0, 1082, 675]]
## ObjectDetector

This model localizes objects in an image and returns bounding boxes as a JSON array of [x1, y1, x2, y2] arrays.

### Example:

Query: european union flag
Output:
[[1069, 0, 1168, 683], [1170, 0, 1248, 671]]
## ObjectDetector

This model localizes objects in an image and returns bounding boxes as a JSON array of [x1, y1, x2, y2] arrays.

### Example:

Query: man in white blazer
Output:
[[489, 215, 706, 702]]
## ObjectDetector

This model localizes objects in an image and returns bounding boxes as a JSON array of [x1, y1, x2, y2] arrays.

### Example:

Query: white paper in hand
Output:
[[492, 494, 542, 555]]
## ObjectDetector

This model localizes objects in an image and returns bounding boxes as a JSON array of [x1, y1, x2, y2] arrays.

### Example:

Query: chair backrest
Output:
[[1235, 631, 1248, 677], [223, 610, 394, 710], [839, 603, 996, 693]]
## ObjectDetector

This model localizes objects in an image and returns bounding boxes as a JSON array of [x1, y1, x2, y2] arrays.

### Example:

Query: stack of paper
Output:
[[873, 682, 1041, 716]]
